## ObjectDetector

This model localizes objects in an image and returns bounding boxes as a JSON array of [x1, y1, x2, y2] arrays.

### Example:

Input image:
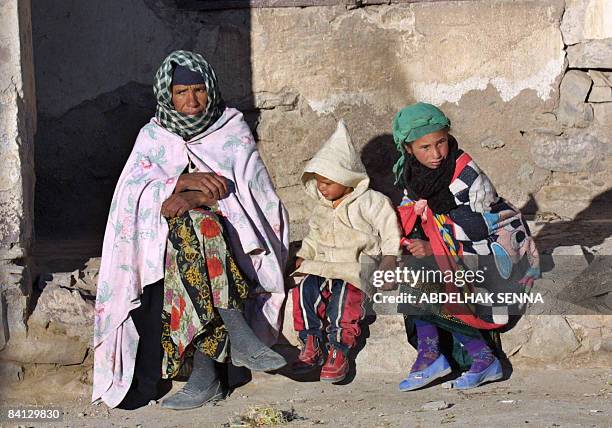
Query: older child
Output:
[[390, 103, 539, 391], [292, 120, 401, 383]]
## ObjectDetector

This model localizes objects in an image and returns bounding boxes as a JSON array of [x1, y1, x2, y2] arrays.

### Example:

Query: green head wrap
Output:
[[154, 50, 224, 140], [391, 102, 451, 185]]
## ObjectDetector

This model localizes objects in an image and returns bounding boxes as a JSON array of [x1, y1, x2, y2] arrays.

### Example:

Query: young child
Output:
[[291, 120, 401, 383]]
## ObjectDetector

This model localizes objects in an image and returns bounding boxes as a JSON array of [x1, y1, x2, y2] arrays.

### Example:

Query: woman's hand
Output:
[[406, 239, 433, 259], [161, 191, 211, 218], [295, 257, 304, 270], [176, 172, 228, 201]]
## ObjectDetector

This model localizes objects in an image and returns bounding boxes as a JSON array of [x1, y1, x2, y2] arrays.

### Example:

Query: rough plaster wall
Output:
[[0, 0, 36, 351], [250, 3, 565, 108], [249, 1, 573, 232], [32, 0, 611, 241]]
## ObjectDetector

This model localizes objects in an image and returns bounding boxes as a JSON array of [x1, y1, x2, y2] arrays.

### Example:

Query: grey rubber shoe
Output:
[[230, 346, 287, 372], [161, 351, 226, 410], [217, 308, 287, 372], [161, 381, 226, 410]]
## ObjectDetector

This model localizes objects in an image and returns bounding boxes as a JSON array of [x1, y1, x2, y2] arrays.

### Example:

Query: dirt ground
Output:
[[1, 367, 611, 428], [3, 223, 610, 428]]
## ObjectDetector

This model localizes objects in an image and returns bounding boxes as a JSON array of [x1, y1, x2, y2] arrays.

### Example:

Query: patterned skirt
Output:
[[160, 208, 249, 379]]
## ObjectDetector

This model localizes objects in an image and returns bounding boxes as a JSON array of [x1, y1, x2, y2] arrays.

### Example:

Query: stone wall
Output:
[[0, 0, 36, 361], [32, 0, 611, 241], [532, 0, 612, 219]]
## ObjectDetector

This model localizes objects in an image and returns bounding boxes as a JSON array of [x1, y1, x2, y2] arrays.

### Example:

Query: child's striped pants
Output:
[[292, 275, 365, 351]]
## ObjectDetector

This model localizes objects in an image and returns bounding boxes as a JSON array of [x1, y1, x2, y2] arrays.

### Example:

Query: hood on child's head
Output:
[[301, 120, 370, 203]]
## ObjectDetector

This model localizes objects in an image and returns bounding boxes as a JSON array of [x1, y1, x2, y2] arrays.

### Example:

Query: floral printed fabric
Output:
[[161, 209, 248, 379]]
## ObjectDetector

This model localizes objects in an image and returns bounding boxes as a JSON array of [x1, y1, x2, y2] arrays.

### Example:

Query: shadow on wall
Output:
[[34, 82, 155, 239], [361, 133, 403, 206], [528, 188, 612, 255], [33, 0, 256, 241]]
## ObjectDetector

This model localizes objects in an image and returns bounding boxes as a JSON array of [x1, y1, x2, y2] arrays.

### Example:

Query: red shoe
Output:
[[320, 346, 349, 383], [292, 335, 324, 373]]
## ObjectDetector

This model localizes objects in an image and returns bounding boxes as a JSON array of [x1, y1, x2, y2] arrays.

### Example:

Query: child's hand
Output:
[[378, 255, 397, 291], [295, 257, 304, 269], [406, 239, 432, 258]]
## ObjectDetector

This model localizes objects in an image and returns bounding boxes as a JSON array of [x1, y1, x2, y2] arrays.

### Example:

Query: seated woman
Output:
[[92, 50, 289, 410], [388, 103, 540, 391]]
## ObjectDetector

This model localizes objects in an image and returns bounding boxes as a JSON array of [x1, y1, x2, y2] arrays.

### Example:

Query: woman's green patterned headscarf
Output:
[[391, 102, 451, 185], [153, 50, 224, 140]]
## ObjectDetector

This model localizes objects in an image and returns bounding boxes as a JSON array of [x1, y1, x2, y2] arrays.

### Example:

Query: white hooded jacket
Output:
[[293, 120, 401, 293]]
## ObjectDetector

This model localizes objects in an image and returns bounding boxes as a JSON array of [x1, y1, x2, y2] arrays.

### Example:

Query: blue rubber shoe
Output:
[[451, 358, 503, 390], [399, 355, 452, 392]]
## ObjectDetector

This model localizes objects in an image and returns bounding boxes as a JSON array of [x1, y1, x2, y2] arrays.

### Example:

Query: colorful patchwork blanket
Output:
[[397, 152, 540, 329]]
